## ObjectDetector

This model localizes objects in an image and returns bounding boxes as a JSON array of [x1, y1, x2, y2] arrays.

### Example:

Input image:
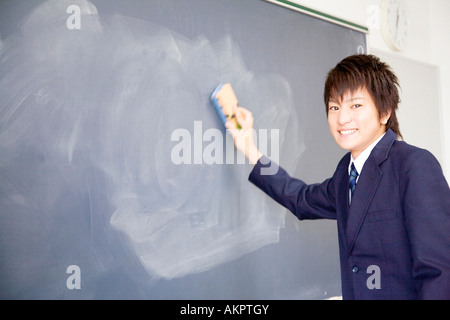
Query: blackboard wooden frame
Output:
[[265, 0, 369, 33]]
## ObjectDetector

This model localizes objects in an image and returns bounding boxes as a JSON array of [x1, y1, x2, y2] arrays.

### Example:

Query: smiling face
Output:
[[327, 87, 391, 159]]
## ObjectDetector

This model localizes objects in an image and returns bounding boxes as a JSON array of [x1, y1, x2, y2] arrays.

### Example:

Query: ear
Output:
[[380, 109, 392, 125]]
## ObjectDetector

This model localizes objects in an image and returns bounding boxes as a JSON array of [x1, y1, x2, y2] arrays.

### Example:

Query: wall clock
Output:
[[380, 0, 410, 52]]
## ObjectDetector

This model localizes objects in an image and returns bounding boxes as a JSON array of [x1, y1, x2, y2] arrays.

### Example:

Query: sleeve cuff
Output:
[[249, 156, 279, 181]]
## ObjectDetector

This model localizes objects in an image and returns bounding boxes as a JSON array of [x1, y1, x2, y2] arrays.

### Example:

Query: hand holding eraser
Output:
[[210, 83, 241, 129]]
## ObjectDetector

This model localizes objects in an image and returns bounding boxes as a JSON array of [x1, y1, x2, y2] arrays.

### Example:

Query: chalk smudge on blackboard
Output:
[[0, 0, 303, 280]]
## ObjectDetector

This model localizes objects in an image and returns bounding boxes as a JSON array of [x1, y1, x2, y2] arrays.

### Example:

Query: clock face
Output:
[[381, 0, 409, 51]]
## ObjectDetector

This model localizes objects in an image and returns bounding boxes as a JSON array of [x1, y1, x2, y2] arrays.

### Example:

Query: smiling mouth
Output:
[[339, 129, 358, 135]]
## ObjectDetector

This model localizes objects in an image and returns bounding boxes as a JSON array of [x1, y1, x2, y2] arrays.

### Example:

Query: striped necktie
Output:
[[349, 163, 359, 201]]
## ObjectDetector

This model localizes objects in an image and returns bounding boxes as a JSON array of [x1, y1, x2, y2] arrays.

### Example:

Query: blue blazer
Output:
[[249, 129, 450, 300]]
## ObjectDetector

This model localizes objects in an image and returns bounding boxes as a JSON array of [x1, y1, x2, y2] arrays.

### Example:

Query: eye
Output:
[[329, 106, 339, 111], [352, 104, 362, 109]]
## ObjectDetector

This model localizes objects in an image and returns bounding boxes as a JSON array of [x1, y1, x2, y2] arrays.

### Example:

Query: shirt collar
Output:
[[348, 133, 386, 176]]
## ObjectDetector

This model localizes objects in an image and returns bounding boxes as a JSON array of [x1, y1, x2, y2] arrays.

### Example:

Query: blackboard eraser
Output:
[[210, 83, 240, 129]]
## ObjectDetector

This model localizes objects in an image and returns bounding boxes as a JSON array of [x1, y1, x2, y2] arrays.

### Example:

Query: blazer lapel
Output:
[[335, 154, 351, 250], [345, 156, 382, 256]]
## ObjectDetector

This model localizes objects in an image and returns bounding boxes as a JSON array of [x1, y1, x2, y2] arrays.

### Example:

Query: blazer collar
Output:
[[369, 129, 397, 166], [343, 129, 397, 256]]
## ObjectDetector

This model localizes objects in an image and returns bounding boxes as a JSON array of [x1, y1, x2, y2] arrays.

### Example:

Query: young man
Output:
[[226, 54, 450, 300]]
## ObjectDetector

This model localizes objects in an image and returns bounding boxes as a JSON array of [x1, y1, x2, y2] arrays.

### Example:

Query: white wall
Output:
[[289, 0, 450, 179], [429, 0, 450, 180]]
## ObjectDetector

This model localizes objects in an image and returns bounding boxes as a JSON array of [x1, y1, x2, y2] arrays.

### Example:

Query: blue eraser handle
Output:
[[210, 84, 228, 126]]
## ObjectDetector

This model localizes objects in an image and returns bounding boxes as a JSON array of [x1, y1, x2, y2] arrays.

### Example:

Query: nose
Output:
[[337, 107, 352, 125]]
